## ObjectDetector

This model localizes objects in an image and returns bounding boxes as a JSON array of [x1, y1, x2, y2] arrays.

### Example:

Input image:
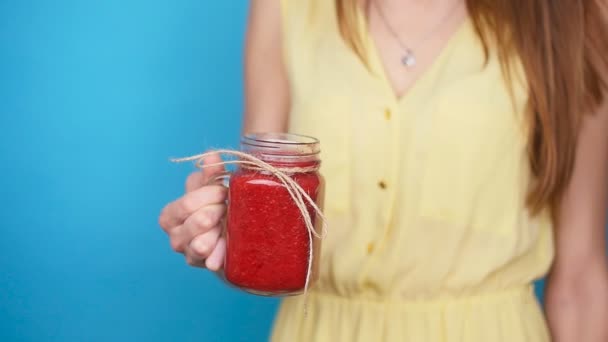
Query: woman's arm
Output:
[[545, 99, 608, 341], [243, 0, 290, 133], [158, 0, 289, 270]]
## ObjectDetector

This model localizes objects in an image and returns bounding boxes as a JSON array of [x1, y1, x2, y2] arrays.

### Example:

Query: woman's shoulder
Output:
[[281, 0, 336, 29], [282, 0, 327, 12]]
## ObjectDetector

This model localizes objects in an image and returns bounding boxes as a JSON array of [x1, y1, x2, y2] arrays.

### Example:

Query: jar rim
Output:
[[241, 133, 320, 157]]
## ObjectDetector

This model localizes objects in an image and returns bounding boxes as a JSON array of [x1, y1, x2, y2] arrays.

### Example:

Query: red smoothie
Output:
[[224, 162, 323, 295]]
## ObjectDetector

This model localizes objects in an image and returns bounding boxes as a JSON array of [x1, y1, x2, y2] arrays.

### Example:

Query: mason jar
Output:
[[221, 133, 324, 296]]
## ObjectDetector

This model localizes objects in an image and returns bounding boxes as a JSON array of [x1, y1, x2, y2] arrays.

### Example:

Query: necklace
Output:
[[372, 0, 462, 68]]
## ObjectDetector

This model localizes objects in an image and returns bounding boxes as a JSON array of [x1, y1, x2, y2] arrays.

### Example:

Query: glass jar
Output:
[[222, 133, 324, 296]]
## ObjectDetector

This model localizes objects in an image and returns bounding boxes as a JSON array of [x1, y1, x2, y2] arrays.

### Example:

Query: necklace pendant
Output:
[[401, 50, 416, 68]]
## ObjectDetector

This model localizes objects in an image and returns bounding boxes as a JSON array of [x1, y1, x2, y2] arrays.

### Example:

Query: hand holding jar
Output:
[[160, 133, 325, 296], [159, 152, 228, 271]]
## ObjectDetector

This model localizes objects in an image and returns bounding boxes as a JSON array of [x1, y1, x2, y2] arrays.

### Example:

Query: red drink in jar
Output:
[[223, 133, 324, 296]]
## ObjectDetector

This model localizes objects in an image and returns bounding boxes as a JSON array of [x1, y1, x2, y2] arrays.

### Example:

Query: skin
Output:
[[544, 98, 608, 341], [159, 0, 608, 340]]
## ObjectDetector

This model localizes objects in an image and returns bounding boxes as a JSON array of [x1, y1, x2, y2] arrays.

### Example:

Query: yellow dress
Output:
[[272, 1, 554, 341]]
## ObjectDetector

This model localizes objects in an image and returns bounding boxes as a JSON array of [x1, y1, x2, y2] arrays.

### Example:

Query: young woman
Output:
[[159, 0, 608, 340]]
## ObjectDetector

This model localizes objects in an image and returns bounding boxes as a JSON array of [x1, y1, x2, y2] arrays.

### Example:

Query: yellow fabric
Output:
[[273, 1, 554, 341]]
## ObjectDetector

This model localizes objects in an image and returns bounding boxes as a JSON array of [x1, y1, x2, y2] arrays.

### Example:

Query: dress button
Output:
[[366, 242, 375, 255], [384, 108, 391, 120], [378, 180, 387, 189]]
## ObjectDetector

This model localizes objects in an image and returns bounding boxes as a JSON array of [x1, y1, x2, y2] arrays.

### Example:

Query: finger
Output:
[[159, 186, 227, 230], [185, 171, 205, 193], [183, 204, 226, 237], [169, 224, 187, 253], [168, 204, 226, 251], [200, 152, 226, 185], [205, 237, 226, 271], [184, 245, 206, 268], [188, 226, 222, 261]]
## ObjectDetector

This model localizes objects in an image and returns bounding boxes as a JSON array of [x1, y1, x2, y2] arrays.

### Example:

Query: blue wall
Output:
[[0, 1, 279, 341]]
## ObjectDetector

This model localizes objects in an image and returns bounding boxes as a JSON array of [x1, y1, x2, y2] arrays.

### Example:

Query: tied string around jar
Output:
[[171, 150, 328, 313]]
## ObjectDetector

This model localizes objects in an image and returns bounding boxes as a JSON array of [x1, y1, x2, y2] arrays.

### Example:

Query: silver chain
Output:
[[371, 0, 463, 67]]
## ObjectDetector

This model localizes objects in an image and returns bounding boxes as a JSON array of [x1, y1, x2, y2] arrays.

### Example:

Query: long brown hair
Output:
[[336, 0, 608, 214]]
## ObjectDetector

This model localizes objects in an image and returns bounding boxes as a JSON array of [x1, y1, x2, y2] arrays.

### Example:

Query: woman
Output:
[[159, 0, 608, 341]]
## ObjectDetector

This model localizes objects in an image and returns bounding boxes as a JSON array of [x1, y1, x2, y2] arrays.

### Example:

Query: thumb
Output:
[[200, 151, 226, 185]]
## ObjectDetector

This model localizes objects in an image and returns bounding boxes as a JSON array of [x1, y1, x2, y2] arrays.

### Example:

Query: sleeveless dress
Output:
[[272, 1, 554, 341]]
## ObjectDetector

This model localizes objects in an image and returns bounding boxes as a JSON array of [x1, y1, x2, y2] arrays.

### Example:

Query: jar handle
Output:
[[205, 171, 231, 279], [206, 171, 231, 188]]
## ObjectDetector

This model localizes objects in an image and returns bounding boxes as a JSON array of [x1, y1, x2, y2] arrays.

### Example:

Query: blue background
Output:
[[0, 1, 279, 341], [0, 1, 604, 342]]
